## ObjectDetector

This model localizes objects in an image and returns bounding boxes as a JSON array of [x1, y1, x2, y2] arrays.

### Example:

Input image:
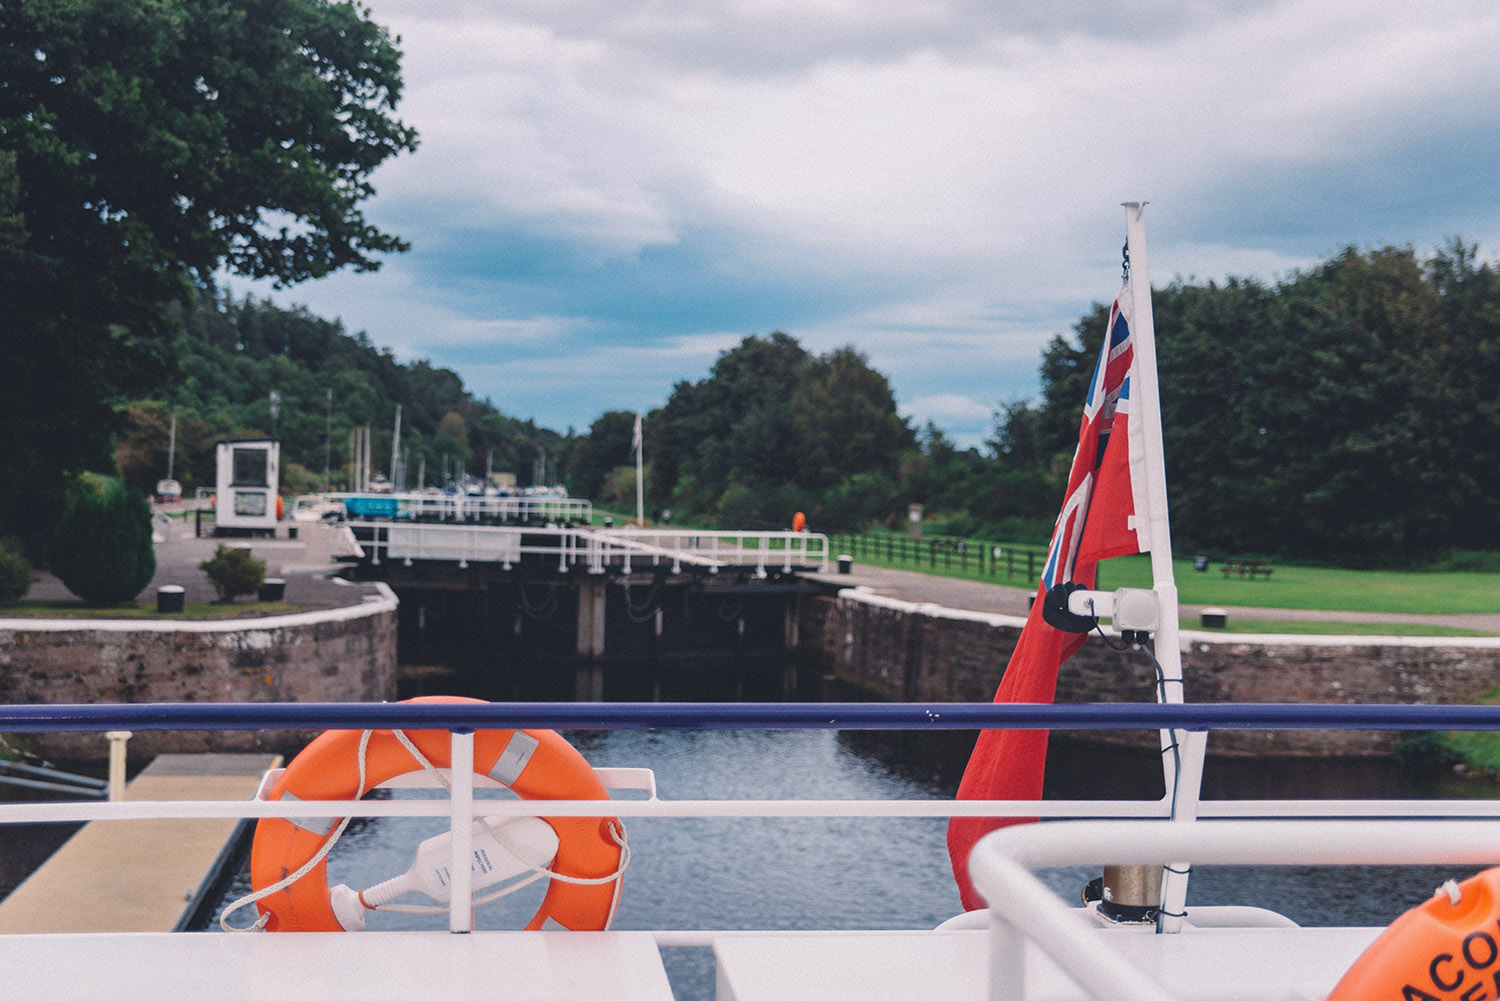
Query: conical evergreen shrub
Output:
[[198, 545, 265, 602], [48, 473, 156, 606]]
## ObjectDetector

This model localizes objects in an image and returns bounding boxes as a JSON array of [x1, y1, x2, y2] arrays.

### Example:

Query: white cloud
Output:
[[235, 0, 1500, 437], [903, 393, 995, 426], [367, 0, 1500, 275]]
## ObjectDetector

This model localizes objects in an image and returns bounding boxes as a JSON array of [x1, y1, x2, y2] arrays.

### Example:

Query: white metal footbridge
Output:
[[346, 522, 829, 576], [299, 491, 829, 577]]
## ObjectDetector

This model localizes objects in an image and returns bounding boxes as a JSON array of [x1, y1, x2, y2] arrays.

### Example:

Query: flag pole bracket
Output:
[[1044, 584, 1160, 636]]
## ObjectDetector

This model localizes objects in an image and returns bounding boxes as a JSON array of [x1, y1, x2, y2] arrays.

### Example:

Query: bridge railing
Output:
[[345, 521, 829, 574], [596, 528, 829, 575]]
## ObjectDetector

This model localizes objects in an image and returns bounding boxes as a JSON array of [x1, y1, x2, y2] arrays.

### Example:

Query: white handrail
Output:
[[969, 818, 1500, 1001], [12, 790, 1500, 827]]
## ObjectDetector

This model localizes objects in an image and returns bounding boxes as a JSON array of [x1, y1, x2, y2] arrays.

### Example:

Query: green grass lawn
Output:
[[1105, 554, 1500, 616], [829, 533, 1500, 636], [834, 534, 1499, 617]]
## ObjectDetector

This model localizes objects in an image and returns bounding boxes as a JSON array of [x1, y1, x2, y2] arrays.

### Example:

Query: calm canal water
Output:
[[203, 725, 1500, 1001]]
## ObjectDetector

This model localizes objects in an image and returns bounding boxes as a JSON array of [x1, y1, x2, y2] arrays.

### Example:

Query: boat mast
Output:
[[1123, 200, 1203, 933], [634, 412, 645, 526], [390, 404, 402, 492]]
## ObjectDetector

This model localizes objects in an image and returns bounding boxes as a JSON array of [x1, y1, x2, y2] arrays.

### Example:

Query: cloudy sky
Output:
[[232, 0, 1500, 448]]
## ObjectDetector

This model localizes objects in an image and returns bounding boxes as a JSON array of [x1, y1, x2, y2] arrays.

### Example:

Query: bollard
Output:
[[1200, 607, 1228, 629], [157, 584, 185, 614], [258, 578, 287, 602], [837, 555, 852, 575], [106, 731, 132, 802]]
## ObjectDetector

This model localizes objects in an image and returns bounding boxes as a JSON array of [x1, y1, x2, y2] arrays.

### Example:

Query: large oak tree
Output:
[[0, 0, 418, 548]]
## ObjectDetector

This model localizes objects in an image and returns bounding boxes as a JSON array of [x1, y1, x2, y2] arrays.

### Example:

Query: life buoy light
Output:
[[247, 696, 624, 932], [1327, 867, 1500, 1000]]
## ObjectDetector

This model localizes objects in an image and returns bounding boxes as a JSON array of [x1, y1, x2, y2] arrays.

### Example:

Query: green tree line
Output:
[[563, 332, 1056, 538], [995, 241, 1500, 564], [113, 291, 566, 501], [570, 242, 1500, 568]]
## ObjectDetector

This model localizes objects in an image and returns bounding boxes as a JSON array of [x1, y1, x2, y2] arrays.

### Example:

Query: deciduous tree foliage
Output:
[[0, 0, 418, 549], [616, 334, 915, 528], [119, 291, 564, 497], [565, 411, 639, 504]]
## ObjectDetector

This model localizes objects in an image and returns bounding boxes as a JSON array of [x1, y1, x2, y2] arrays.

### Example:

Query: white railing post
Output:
[[105, 730, 131, 802], [449, 729, 475, 933]]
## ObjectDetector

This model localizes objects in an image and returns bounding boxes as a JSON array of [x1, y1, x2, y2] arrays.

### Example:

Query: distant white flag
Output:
[[631, 413, 642, 455]]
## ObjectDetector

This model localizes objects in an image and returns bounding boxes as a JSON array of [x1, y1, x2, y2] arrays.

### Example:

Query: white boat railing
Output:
[[970, 818, 1500, 1001], [6, 701, 1500, 999]]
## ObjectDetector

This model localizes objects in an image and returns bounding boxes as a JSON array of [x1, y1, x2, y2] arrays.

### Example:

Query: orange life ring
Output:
[[249, 696, 623, 932], [792, 511, 806, 532], [1326, 867, 1500, 1000]]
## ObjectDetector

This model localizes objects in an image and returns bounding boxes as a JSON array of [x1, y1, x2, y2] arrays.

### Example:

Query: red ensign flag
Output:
[[947, 285, 1149, 910]]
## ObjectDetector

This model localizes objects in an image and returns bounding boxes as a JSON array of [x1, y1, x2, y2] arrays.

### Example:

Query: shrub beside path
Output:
[[24, 515, 378, 610]]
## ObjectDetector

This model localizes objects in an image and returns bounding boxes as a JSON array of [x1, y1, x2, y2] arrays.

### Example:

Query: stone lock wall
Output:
[[799, 590, 1500, 757], [0, 593, 399, 759]]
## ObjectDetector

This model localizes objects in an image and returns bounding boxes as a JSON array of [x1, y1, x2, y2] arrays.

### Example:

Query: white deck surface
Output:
[[712, 925, 1386, 1001], [0, 930, 673, 1001]]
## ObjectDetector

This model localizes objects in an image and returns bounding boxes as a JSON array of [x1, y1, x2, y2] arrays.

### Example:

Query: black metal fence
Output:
[[828, 533, 1049, 584]]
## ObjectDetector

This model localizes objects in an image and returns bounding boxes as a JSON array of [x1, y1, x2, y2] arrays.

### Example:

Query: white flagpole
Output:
[[1123, 201, 1201, 934], [634, 412, 645, 527]]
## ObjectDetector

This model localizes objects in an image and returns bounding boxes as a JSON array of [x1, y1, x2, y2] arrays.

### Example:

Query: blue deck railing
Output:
[[4, 701, 1500, 733]]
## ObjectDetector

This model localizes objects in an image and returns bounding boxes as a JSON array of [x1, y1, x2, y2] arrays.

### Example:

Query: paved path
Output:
[[0, 753, 279, 932], [829, 563, 1500, 634], [26, 514, 379, 610]]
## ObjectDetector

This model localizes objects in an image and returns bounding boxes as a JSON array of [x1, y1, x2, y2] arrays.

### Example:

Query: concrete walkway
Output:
[[0, 753, 279, 933], [828, 562, 1500, 634], [27, 514, 379, 611]]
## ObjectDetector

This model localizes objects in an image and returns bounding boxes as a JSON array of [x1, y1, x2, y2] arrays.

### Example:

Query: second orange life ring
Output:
[[1327, 866, 1500, 1001], [249, 696, 623, 932]]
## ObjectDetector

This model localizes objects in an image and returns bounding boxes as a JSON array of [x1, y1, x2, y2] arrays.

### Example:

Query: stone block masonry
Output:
[[0, 587, 399, 759], [799, 589, 1500, 757]]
